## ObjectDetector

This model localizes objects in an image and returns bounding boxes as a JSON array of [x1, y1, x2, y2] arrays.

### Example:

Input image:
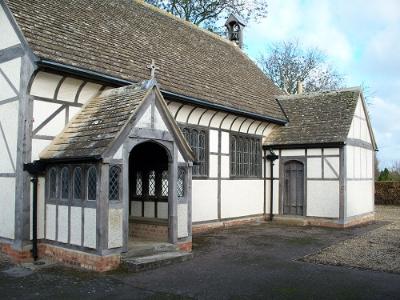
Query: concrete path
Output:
[[1, 217, 400, 299]]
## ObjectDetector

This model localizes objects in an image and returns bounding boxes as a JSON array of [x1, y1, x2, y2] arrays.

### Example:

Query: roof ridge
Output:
[[277, 86, 361, 100]]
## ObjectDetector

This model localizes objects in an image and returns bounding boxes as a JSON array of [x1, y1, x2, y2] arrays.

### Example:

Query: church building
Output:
[[0, 0, 377, 271]]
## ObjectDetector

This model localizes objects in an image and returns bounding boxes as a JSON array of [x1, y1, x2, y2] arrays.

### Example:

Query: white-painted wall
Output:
[[70, 206, 82, 246], [221, 180, 264, 218], [0, 178, 15, 239], [84, 208, 96, 249], [307, 181, 339, 218], [0, 6, 20, 49], [347, 97, 372, 144], [108, 208, 123, 249], [192, 180, 218, 222], [177, 203, 188, 238]]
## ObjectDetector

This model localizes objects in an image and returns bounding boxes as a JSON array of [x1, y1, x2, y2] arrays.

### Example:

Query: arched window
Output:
[[136, 172, 143, 196], [49, 167, 57, 199], [87, 166, 97, 201], [148, 170, 156, 196], [73, 167, 82, 200], [61, 167, 70, 200], [161, 170, 168, 197], [109, 166, 121, 201], [177, 167, 185, 198], [181, 126, 208, 176]]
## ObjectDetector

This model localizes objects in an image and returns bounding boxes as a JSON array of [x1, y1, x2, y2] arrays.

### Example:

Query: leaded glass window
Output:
[[182, 126, 208, 176], [109, 166, 120, 201], [49, 167, 57, 199], [161, 170, 168, 197], [136, 172, 143, 196], [148, 170, 156, 196], [177, 168, 185, 197], [231, 134, 261, 177], [87, 166, 97, 201], [61, 167, 69, 200], [73, 167, 82, 200]]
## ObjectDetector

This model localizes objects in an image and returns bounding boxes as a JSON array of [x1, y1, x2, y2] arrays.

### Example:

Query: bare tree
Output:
[[145, 0, 268, 30], [258, 40, 345, 94]]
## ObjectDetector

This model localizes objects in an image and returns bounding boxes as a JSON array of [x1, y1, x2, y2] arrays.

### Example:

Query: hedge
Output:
[[375, 181, 400, 205]]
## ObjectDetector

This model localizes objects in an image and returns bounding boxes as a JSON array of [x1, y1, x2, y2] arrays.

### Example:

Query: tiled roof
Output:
[[264, 88, 363, 147], [6, 0, 286, 122], [40, 83, 149, 160]]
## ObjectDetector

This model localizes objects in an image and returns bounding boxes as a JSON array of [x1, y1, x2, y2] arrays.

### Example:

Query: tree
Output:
[[145, 0, 268, 31], [258, 40, 345, 94], [378, 168, 391, 181]]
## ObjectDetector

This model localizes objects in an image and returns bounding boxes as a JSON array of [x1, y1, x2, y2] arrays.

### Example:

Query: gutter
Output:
[[37, 59, 288, 125]]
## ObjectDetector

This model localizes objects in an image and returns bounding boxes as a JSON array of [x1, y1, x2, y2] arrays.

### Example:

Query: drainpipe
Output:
[[23, 161, 45, 261], [265, 149, 279, 221]]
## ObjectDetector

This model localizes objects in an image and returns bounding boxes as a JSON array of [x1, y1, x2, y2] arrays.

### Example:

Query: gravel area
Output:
[[302, 205, 400, 274]]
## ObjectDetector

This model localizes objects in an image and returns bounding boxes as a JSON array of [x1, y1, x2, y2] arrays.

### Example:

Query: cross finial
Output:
[[147, 59, 160, 79]]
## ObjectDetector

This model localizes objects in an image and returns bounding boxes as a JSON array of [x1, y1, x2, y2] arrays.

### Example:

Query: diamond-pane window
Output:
[[49, 168, 57, 199], [148, 170, 156, 196], [181, 126, 208, 176], [61, 167, 69, 200], [161, 170, 168, 196], [177, 168, 185, 197], [73, 167, 82, 200], [136, 172, 142, 196], [109, 166, 120, 201], [87, 166, 97, 201], [230, 134, 261, 178]]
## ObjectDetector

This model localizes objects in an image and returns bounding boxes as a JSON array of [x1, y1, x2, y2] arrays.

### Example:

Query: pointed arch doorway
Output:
[[283, 160, 305, 216]]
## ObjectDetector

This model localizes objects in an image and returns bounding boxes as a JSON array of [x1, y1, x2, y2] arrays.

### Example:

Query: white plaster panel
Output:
[[36, 106, 66, 137], [45, 204, 56, 241], [221, 131, 229, 154], [209, 129, 219, 153], [307, 157, 322, 179], [360, 148, 366, 178], [231, 117, 246, 132], [166, 102, 181, 119], [248, 121, 262, 135], [346, 180, 374, 217], [256, 123, 269, 135], [144, 202, 155, 218], [221, 155, 230, 178], [324, 148, 339, 156], [355, 98, 362, 117], [209, 154, 218, 178], [307, 181, 339, 218], [0, 178, 15, 239], [113, 145, 123, 160], [178, 150, 185, 163], [136, 105, 152, 129], [188, 107, 206, 125], [70, 206, 82, 246], [307, 148, 322, 156], [198, 110, 215, 127], [262, 124, 275, 138], [0, 6, 20, 49], [346, 146, 354, 179], [37, 177, 45, 239], [154, 106, 168, 131], [324, 157, 339, 179], [239, 119, 253, 133], [221, 180, 264, 218], [354, 146, 361, 178], [220, 114, 236, 130], [84, 208, 96, 249], [0, 71, 16, 99], [32, 101, 62, 131], [57, 77, 83, 102], [177, 204, 188, 238], [281, 149, 306, 157], [176, 105, 193, 123], [273, 159, 279, 178], [366, 149, 373, 178], [30, 72, 63, 98], [0, 101, 18, 171], [265, 179, 280, 214], [78, 82, 102, 104], [0, 58, 21, 92], [68, 106, 81, 122], [192, 180, 218, 222], [32, 138, 52, 161], [210, 112, 227, 128], [131, 201, 142, 217], [348, 121, 355, 139], [108, 208, 123, 249], [57, 205, 69, 243], [157, 203, 168, 219]]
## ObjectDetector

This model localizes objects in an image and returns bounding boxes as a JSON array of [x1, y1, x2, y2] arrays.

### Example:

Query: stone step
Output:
[[123, 242, 179, 258], [122, 251, 193, 272]]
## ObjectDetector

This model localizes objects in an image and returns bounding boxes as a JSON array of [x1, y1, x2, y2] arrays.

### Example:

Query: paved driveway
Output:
[[1, 217, 400, 299]]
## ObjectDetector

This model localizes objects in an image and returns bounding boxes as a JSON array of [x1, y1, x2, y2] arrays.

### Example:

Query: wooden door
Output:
[[283, 161, 304, 216]]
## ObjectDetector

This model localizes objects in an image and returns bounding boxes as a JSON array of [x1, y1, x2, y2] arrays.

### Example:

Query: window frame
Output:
[[108, 165, 121, 201], [48, 167, 58, 201], [180, 124, 209, 178], [60, 166, 70, 201], [72, 167, 83, 202], [230, 132, 262, 179], [86, 166, 98, 201]]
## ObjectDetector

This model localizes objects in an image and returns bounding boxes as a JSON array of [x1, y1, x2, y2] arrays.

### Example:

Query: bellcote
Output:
[[225, 14, 246, 48]]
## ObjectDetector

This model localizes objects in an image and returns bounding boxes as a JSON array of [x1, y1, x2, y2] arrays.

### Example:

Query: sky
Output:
[[242, 0, 400, 169]]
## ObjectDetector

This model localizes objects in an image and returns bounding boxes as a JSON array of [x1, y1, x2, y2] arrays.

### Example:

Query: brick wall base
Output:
[[193, 215, 265, 234], [129, 221, 168, 241], [177, 241, 192, 252], [38, 244, 120, 272], [0, 243, 33, 263]]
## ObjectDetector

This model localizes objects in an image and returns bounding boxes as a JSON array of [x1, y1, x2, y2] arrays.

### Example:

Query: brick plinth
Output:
[[177, 241, 192, 252], [38, 244, 120, 272], [0, 243, 32, 263], [130, 222, 168, 241]]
